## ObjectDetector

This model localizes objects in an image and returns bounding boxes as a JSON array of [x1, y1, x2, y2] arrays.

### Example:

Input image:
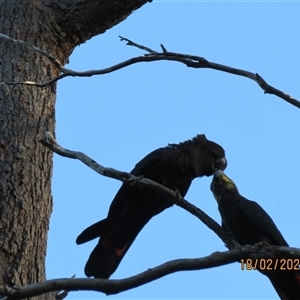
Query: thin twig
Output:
[[0, 34, 298, 109], [55, 275, 75, 300], [119, 35, 158, 54]]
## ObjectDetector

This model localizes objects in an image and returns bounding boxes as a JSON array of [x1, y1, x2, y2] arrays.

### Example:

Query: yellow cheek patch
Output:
[[220, 174, 239, 193], [220, 174, 233, 184]]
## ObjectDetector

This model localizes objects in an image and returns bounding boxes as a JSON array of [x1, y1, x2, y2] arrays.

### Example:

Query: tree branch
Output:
[[0, 35, 298, 109], [119, 36, 300, 109], [0, 133, 289, 299], [40, 132, 238, 249], [0, 244, 299, 300]]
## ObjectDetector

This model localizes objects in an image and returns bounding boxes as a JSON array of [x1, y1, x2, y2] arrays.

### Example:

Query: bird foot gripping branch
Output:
[[173, 189, 183, 204], [126, 174, 145, 187]]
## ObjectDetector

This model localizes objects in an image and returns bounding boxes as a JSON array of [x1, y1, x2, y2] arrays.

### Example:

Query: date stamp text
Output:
[[240, 259, 300, 271]]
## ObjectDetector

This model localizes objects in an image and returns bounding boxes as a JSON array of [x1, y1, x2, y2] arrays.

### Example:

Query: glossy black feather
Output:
[[77, 134, 227, 279], [76, 219, 107, 244], [211, 170, 300, 300]]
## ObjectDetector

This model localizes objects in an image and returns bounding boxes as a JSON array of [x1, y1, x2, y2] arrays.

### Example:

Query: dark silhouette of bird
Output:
[[210, 169, 300, 300], [76, 134, 227, 279]]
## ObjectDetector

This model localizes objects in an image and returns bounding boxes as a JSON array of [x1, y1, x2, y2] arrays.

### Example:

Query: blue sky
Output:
[[47, 2, 300, 299]]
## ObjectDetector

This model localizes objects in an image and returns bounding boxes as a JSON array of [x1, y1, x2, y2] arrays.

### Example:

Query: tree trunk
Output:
[[0, 0, 148, 298]]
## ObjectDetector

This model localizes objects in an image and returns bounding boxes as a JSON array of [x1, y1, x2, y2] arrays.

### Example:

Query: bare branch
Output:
[[0, 244, 299, 300], [55, 275, 75, 300], [160, 44, 168, 53], [119, 35, 158, 54], [119, 37, 300, 109], [40, 132, 238, 249], [1, 34, 298, 109]]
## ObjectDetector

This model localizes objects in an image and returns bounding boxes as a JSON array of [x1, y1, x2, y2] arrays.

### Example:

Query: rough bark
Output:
[[0, 0, 148, 298]]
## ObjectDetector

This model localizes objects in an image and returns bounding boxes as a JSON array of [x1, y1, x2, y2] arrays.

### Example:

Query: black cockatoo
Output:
[[76, 134, 227, 279], [211, 170, 300, 300]]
